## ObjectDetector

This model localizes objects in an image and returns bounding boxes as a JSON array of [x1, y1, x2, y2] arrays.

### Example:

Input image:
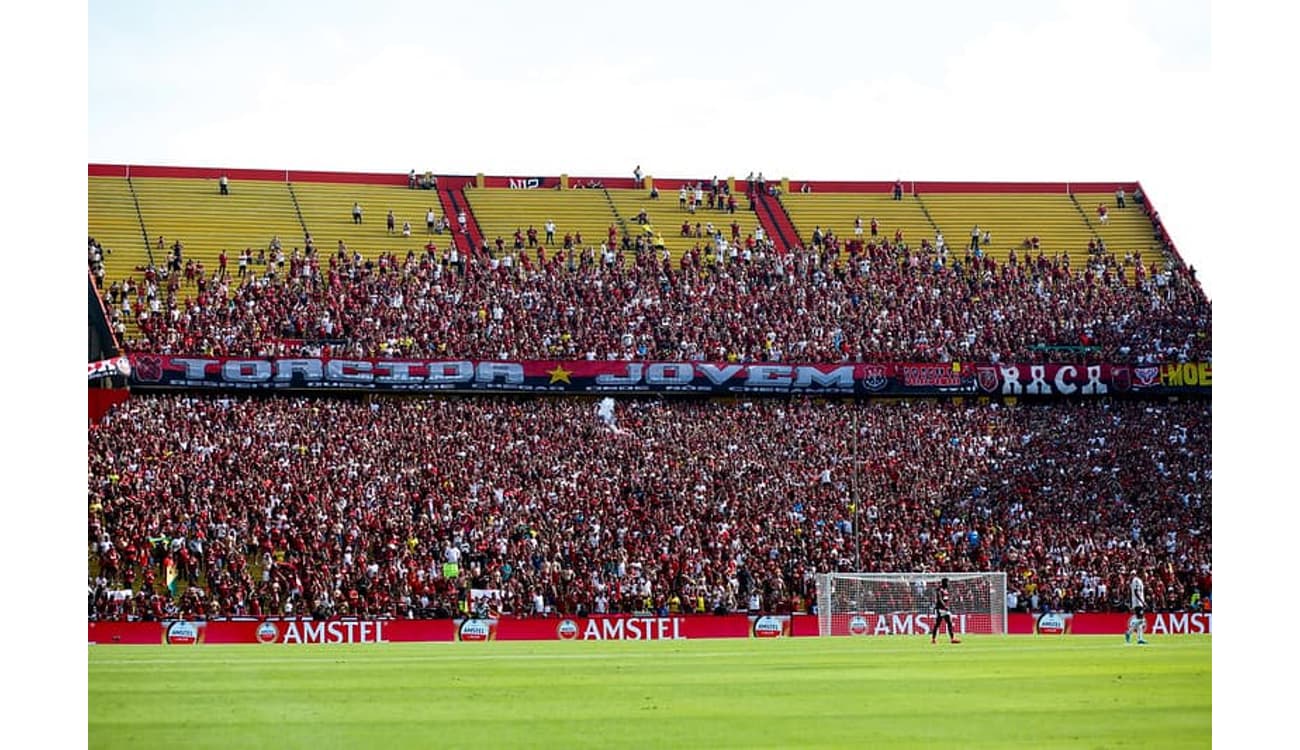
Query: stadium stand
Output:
[[87, 396, 1210, 622], [106, 235, 1209, 363]]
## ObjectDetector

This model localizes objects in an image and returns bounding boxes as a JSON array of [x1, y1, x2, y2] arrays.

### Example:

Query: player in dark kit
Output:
[[931, 577, 961, 644]]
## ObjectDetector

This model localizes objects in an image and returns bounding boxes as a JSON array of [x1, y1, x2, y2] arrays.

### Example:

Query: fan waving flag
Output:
[[165, 558, 179, 596]]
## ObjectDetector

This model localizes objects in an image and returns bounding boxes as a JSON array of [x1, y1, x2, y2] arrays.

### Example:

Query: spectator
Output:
[[219, 174, 229, 196], [352, 202, 363, 225]]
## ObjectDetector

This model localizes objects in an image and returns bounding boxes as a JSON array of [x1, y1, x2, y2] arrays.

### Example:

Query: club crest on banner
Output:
[[862, 366, 888, 391], [1110, 366, 1131, 392], [133, 355, 164, 382], [1134, 366, 1160, 388]]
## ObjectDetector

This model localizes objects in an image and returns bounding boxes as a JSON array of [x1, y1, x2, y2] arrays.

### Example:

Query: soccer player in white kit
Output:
[[1126, 570, 1148, 644]]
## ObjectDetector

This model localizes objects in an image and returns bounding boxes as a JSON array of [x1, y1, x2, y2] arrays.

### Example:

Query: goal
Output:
[[816, 572, 1008, 637]]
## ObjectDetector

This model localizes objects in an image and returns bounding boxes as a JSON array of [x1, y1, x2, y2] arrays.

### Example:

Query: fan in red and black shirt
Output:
[[931, 577, 961, 644]]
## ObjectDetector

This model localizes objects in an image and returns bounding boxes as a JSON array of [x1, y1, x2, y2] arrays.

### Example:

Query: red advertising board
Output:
[[828, 613, 1001, 637], [1062, 612, 1212, 635], [88, 618, 456, 645], [87, 612, 1208, 645], [467, 615, 799, 641]]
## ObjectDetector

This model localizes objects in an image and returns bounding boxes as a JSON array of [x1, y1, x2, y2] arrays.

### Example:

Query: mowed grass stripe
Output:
[[90, 635, 1210, 749]]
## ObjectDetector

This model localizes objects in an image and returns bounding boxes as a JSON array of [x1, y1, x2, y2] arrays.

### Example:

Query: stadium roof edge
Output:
[[88, 163, 1138, 195]]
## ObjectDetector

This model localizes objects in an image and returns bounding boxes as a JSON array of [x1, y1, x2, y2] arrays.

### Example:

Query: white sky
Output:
[[6, 1, 1297, 747], [86, 0, 1221, 294]]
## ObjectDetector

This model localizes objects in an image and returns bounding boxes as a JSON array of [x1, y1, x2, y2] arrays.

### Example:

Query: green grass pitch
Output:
[[89, 635, 1210, 749]]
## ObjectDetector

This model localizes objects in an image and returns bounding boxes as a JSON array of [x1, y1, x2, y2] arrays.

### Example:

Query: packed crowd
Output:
[[99, 223, 1210, 364], [88, 395, 1211, 622]]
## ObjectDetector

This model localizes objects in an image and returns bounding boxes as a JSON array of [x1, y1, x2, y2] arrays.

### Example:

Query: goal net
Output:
[[816, 572, 1007, 636]]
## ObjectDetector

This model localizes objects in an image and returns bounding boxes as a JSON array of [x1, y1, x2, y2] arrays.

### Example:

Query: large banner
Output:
[[125, 355, 1211, 398], [88, 356, 130, 382]]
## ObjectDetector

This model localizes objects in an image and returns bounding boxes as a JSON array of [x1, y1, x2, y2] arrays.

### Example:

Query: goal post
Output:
[[816, 572, 1008, 637]]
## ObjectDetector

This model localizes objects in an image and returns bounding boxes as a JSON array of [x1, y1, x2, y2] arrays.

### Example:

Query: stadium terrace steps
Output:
[[131, 176, 303, 260], [916, 193, 1102, 266], [604, 188, 766, 261], [457, 187, 487, 253], [291, 181, 454, 260], [756, 191, 801, 252], [435, 184, 475, 257], [89, 175, 152, 287], [463, 187, 621, 261], [1072, 192, 1166, 261], [780, 192, 935, 253]]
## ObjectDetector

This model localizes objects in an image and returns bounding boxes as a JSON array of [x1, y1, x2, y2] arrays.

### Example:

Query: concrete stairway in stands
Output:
[[755, 190, 800, 251]]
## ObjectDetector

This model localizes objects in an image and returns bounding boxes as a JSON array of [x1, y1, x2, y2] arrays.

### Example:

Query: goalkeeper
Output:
[[930, 577, 961, 644]]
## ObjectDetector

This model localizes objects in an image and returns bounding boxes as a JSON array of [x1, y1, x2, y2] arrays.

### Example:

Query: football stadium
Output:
[[80, 3, 1226, 748], [87, 164, 1211, 746]]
